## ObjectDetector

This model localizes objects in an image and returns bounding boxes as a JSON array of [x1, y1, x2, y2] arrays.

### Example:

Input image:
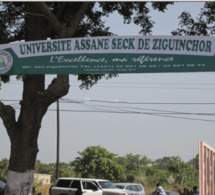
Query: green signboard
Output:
[[0, 35, 214, 75]]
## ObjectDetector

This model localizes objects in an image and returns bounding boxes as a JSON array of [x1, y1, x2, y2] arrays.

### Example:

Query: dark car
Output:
[[165, 191, 178, 195], [150, 190, 178, 195]]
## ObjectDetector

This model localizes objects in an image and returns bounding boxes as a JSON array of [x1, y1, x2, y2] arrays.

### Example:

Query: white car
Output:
[[49, 178, 128, 195], [113, 183, 145, 195]]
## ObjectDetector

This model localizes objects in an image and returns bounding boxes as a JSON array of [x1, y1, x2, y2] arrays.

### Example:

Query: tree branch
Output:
[[55, 2, 69, 19], [37, 75, 70, 104], [30, 2, 64, 37], [33, 2, 93, 38], [0, 101, 16, 138], [64, 2, 93, 37]]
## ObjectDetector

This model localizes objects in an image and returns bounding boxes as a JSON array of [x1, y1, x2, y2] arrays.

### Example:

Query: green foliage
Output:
[[68, 146, 198, 189], [178, 187, 193, 195], [35, 160, 75, 182], [0, 147, 199, 191], [152, 156, 198, 188], [144, 165, 169, 187], [188, 154, 199, 170], [0, 2, 174, 88], [58, 162, 75, 178], [0, 158, 8, 181], [117, 154, 152, 183], [70, 146, 125, 182], [77, 73, 118, 90], [172, 2, 215, 36], [0, 2, 25, 44]]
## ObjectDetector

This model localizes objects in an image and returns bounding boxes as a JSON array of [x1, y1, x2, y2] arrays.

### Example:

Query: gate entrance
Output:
[[199, 141, 215, 195]]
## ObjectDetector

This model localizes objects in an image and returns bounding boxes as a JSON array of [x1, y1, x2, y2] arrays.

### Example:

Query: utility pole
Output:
[[56, 99, 60, 179]]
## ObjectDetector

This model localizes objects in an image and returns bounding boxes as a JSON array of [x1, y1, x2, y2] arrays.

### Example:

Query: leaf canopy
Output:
[[0, 2, 174, 87]]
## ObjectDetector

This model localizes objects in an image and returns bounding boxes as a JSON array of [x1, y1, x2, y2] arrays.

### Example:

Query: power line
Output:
[[4, 98, 215, 105], [60, 98, 215, 105], [3, 79, 215, 90], [1, 98, 215, 122], [6, 77, 215, 85], [47, 108, 215, 123]]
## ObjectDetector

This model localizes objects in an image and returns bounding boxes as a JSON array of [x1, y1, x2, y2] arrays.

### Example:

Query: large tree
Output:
[[70, 146, 125, 182], [0, 2, 175, 195]]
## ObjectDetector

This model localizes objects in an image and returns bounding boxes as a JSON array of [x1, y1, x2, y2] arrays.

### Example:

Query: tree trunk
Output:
[[0, 2, 91, 194], [4, 3, 70, 195], [5, 76, 46, 195]]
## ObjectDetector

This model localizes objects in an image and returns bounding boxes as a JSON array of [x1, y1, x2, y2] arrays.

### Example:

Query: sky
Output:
[[1, 1, 215, 164]]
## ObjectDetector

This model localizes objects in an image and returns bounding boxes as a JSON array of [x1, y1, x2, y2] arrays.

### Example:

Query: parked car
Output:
[[165, 191, 178, 195], [49, 177, 128, 195], [150, 190, 178, 195], [0, 181, 6, 189], [113, 183, 145, 195], [0, 181, 6, 195]]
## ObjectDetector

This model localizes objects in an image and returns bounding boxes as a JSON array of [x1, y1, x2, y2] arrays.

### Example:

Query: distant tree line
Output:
[[0, 146, 199, 192]]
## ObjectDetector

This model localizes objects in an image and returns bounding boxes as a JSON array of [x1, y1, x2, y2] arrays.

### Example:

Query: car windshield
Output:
[[116, 185, 125, 189], [125, 185, 142, 192], [98, 181, 117, 189]]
